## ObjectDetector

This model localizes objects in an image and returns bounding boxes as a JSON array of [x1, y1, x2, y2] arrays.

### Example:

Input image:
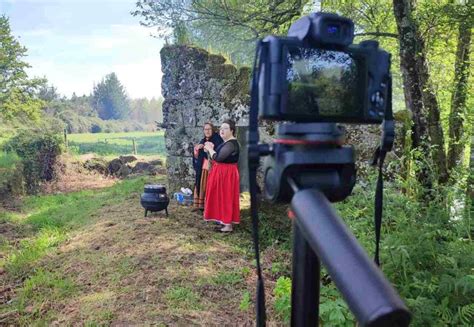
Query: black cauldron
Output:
[[140, 184, 169, 217]]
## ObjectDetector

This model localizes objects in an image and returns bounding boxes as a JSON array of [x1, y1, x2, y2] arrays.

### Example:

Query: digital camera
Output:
[[258, 12, 391, 123]]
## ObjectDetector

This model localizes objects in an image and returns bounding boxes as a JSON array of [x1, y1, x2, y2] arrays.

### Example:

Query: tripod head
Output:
[[263, 123, 356, 203]]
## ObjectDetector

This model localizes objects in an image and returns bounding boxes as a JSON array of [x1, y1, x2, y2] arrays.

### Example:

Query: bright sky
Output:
[[0, 0, 164, 99]]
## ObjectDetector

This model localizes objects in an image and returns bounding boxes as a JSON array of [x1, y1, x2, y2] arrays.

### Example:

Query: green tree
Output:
[[322, 0, 473, 189], [447, 5, 472, 172], [132, 0, 309, 65], [0, 15, 45, 120], [92, 73, 130, 120], [129, 97, 163, 124]]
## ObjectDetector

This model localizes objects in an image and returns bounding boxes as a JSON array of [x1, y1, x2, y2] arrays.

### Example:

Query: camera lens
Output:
[[327, 24, 340, 35]]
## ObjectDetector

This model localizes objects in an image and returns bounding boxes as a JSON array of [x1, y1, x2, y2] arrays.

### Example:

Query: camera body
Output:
[[251, 12, 394, 203], [258, 13, 391, 124]]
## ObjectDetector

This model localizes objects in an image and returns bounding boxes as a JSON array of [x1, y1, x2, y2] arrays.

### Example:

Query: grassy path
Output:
[[0, 176, 291, 325]]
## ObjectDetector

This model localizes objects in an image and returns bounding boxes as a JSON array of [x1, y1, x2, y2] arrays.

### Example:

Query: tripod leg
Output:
[[291, 220, 320, 327]]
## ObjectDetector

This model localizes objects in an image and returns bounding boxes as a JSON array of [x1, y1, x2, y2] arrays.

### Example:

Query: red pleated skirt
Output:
[[204, 162, 240, 225]]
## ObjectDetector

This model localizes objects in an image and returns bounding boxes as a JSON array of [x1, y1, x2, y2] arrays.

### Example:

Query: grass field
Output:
[[68, 131, 165, 157], [0, 175, 293, 325]]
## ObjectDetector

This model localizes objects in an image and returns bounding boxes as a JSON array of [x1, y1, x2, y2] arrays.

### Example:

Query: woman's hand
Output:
[[194, 144, 204, 158], [204, 142, 214, 152]]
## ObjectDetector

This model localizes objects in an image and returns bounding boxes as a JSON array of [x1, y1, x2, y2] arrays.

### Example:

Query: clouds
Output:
[[114, 58, 162, 99], [20, 28, 53, 37], [3, 0, 164, 99]]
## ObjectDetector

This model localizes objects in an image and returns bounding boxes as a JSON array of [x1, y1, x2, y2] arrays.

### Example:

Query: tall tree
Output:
[[392, 0, 449, 185], [0, 15, 44, 120], [325, 0, 472, 187], [92, 73, 130, 120], [447, 7, 472, 171]]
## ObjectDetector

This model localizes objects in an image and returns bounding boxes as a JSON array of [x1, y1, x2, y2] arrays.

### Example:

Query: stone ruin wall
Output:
[[160, 45, 255, 192], [160, 45, 405, 193]]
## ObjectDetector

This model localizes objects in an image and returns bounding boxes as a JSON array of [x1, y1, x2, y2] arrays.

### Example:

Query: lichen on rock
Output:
[[160, 45, 253, 192]]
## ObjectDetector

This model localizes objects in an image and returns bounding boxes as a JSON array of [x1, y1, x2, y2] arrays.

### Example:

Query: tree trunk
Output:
[[421, 69, 449, 184], [392, 0, 448, 186], [448, 19, 472, 171], [469, 135, 473, 197]]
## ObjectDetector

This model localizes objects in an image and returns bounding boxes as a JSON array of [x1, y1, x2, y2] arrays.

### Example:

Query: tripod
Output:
[[289, 186, 410, 326], [252, 123, 410, 326]]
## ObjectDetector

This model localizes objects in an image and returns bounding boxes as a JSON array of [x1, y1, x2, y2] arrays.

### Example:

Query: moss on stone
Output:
[[394, 109, 410, 122], [208, 54, 226, 65], [161, 45, 209, 71]]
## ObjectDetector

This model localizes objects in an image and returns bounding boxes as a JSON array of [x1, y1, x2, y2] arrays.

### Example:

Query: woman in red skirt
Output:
[[203, 119, 240, 232]]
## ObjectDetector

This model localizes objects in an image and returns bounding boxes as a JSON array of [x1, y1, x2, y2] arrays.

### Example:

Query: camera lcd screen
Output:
[[285, 47, 365, 120]]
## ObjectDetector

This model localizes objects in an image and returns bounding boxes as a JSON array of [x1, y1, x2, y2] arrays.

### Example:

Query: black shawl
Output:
[[193, 132, 223, 194]]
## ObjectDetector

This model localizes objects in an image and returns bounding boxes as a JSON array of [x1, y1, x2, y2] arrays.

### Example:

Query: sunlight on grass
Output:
[[1, 177, 149, 278], [68, 131, 165, 156], [5, 228, 66, 277], [80, 291, 115, 304], [194, 266, 214, 278], [17, 269, 76, 315], [68, 131, 164, 142], [0, 210, 23, 224], [164, 286, 202, 310], [240, 192, 251, 210]]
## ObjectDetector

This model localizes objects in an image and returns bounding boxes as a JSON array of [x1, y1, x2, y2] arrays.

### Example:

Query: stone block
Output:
[[163, 98, 200, 127], [166, 155, 195, 192], [165, 126, 203, 157]]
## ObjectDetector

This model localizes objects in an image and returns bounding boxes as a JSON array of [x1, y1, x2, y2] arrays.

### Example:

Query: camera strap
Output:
[[371, 78, 394, 266], [371, 147, 386, 266], [248, 40, 267, 327]]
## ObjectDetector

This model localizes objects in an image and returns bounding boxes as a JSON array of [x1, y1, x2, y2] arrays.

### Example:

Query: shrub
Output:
[[0, 151, 24, 197], [4, 129, 63, 194], [91, 123, 102, 133], [60, 110, 93, 133], [255, 171, 473, 326], [273, 276, 292, 323], [335, 181, 474, 326]]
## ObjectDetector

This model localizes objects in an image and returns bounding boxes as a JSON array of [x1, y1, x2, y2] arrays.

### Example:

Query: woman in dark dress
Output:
[[203, 119, 240, 232], [193, 122, 223, 211]]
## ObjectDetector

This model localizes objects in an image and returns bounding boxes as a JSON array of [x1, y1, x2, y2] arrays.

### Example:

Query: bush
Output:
[[60, 110, 93, 133], [257, 172, 473, 326], [335, 181, 474, 326], [273, 276, 292, 323], [91, 123, 102, 133], [0, 151, 24, 197], [4, 130, 63, 194]]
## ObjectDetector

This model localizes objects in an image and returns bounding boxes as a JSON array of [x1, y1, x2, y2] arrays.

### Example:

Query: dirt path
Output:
[[28, 196, 261, 325]]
